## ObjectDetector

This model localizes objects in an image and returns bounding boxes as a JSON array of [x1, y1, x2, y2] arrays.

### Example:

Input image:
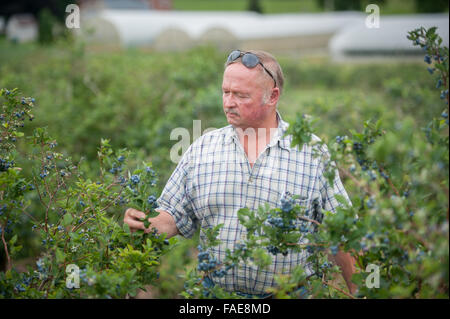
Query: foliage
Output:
[[0, 26, 448, 299], [0, 88, 176, 298]]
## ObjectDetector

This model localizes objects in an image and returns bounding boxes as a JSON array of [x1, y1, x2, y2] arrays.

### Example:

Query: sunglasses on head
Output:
[[226, 50, 277, 88]]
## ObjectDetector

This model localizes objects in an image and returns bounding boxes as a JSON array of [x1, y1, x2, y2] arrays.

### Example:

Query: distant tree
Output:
[[317, 0, 386, 11], [0, 0, 73, 43], [248, 0, 263, 14], [37, 8, 57, 44], [415, 0, 448, 13]]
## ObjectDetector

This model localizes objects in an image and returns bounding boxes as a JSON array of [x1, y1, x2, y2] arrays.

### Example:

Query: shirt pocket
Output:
[[292, 195, 323, 233]]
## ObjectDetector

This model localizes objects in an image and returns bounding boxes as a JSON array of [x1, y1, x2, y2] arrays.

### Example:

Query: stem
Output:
[[379, 166, 400, 197], [1, 220, 12, 271], [325, 279, 357, 299], [338, 167, 374, 197]]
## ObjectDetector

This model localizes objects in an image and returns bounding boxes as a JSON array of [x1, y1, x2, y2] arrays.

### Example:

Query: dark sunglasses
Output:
[[226, 50, 277, 88]]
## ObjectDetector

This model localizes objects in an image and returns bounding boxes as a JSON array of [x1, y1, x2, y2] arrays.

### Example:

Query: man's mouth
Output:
[[225, 110, 239, 116]]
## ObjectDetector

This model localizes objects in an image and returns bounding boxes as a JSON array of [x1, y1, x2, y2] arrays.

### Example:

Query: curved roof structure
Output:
[[79, 10, 363, 47], [329, 14, 449, 59], [77, 10, 449, 57]]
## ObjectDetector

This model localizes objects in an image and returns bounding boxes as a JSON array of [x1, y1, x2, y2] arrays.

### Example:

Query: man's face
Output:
[[222, 63, 274, 129]]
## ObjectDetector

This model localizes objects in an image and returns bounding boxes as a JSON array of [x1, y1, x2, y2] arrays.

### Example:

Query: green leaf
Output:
[[123, 223, 131, 234], [55, 249, 65, 263], [62, 214, 73, 226], [10, 234, 17, 245], [147, 210, 159, 218]]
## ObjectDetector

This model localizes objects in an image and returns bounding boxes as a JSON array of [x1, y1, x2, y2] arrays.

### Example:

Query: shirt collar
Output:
[[223, 111, 291, 151]]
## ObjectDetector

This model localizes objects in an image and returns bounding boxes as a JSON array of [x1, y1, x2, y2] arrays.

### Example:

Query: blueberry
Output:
[[366, 198, 376, 209], [424, 54, 432, 64], [130, 174, 140, 185], [117, 155, 125, 162], [380, 171, 389, 179], [147, 195, 157, 205]]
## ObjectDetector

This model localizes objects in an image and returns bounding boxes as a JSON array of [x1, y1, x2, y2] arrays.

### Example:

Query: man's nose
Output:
[[223, 93, 236, 108]]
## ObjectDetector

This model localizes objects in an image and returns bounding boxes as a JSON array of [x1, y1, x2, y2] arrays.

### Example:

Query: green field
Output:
[[173, 0, 419, 14]]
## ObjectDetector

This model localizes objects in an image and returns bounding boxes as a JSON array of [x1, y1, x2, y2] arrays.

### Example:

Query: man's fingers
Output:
[[125, 218, 146, 231], [124, 208, 147, 232], [126, 208, 146, 220]]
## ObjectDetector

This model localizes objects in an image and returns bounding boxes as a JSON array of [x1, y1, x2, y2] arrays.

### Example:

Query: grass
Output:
[[173, 0, 422, 14]]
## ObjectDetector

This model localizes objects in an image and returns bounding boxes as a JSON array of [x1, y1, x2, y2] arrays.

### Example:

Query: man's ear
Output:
[[269, 87, 280, 106]]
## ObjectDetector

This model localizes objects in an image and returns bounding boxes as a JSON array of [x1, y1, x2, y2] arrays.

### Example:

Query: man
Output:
[[124, 50, 357, 297]]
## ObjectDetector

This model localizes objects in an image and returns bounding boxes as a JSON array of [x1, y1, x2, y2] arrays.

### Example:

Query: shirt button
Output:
[[248, 177, 253, 183]]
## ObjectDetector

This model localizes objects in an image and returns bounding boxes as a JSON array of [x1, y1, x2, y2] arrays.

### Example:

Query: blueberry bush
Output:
[[0, 88, 176, 298], [181, 27, 449, 299]]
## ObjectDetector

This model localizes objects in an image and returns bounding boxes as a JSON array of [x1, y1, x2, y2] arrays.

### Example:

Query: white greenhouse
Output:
[[329, 14, 449, 61], [77, 10, 363, 52], [75, 9, 449, 58]]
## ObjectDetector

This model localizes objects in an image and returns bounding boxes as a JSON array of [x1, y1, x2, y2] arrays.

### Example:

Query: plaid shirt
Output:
[[157, 111, 351, 295]]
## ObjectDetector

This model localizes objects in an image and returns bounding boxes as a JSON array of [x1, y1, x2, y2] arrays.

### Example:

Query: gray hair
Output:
[[225, 50, 285, 96]]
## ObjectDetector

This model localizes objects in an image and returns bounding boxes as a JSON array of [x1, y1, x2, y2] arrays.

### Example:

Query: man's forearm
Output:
[[150, 209, 179, 238], [328, 250, 357, 295]]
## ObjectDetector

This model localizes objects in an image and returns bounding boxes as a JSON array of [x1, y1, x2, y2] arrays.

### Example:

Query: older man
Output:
[[124, 50, 356, 297]]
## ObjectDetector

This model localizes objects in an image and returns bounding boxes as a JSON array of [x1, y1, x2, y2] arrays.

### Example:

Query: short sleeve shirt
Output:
[[157, 111, 351, 295]]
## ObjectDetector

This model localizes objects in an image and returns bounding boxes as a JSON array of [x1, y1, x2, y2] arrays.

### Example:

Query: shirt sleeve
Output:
[[317, 144, 352, 215], [156, 145, 198, 238]]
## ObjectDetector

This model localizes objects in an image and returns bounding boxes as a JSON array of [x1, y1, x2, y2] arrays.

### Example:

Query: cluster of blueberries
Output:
[[196, 245, 227, 278], [147, 195, 158, 208], [114, 195, 127, 206], [440, 89, 449, 101], [423, 53, 445, 65], [267, 214, 296, 231], [335, 135, 347, 144], [130, 174, 140, 185], [109, 164, 123, 175], [267, 245, 283, 256], [0, 219, 12, 235], [109, 155, 125, 175], [366, 197, 376, 209], [0, 157, 14, 172], [35, 258, 48, 280], [197, 246, 218, 271]]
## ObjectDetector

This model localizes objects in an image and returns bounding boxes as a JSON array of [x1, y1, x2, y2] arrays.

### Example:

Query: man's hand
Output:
[[123, 207, 179, 238], [124, 208, 149, 233]]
